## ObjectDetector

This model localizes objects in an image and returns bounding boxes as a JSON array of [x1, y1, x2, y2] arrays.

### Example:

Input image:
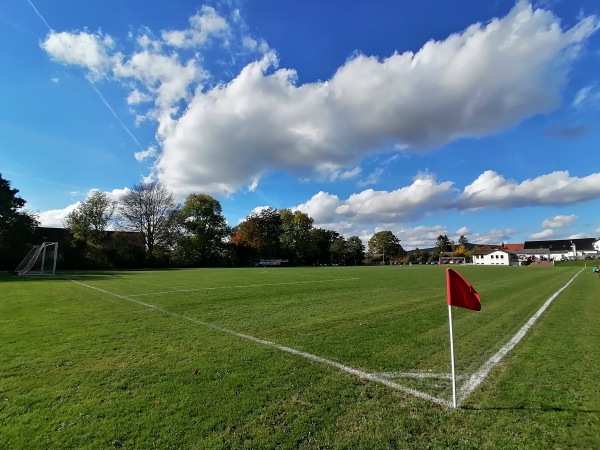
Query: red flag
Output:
[[446, 268, 481, 311]]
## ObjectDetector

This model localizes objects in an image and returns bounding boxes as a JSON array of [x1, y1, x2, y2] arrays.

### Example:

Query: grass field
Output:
[[1, 264, 599, 448]]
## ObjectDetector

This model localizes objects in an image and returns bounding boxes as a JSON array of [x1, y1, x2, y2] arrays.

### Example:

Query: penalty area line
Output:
[[129, 277, 362, 297], [457, 268, 585, 407], [66, 277, 447, 407]]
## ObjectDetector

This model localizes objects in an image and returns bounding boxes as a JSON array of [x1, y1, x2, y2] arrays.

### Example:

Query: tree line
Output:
[[1, 174, 479, 271]]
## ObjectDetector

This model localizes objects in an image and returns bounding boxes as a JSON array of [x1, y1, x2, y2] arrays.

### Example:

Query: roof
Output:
[[513, 248, 551, 255], [472, 249, 513, 256], [502, 243, 524, 250], [524, 238, 599, 252]]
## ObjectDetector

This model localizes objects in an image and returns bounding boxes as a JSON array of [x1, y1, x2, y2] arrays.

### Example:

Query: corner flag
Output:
[[446, 268, 481, 408], [446, 268, 481, 311]]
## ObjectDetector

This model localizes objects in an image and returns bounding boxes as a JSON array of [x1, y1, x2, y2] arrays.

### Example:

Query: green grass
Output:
[[1, 265, 599, 448]]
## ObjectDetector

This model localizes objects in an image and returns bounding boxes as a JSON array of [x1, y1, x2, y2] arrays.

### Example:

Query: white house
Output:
[[473, 249, 520, 266]]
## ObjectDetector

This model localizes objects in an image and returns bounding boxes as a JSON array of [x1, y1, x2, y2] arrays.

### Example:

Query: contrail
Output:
[[27, 0, 145, 152], [26, 0, 52, 31], [88, 83, 145, 150]]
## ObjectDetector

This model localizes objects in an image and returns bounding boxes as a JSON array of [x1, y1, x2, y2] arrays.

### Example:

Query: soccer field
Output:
[[1, 265, 599, 448]]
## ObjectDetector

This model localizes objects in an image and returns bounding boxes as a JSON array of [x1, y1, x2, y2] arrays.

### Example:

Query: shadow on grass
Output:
[[0, 271, 135, 282], [461, 405, 600, 413]]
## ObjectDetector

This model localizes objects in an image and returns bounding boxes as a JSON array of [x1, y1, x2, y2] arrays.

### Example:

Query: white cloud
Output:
[[295, 172, 456, 226], [295, 191, 343, 223], [337, 173, 456, 222], [113, 51, 205, 113], [529, 229, 555, 239], [572, 84, 600, 108], [127, 89, 153, 105], [134, 146, 157, 162], [357, 168, 384, 187], [458, 170, 600, 209], [37, 203, 80, 227], [541, 214, 577, 228], [161, 6, 231, 48], [154, 1, 599, 196], [41, 31, 114, 79]]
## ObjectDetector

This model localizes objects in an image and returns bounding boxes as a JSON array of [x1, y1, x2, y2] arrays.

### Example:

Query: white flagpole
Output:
[[448, 304, 457, 408]]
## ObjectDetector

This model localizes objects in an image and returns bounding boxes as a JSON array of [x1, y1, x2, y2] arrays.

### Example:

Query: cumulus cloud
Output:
[[529, 229, 555, 239], [295, 172, 456, 225], [37, 203, 80, 227], [40, 2, 599, 197], [41, 31, 114, 79], [458, 170, 600, 209], [154, 1, 598, 195], [542, 214, 577, 228], [37, 188, 129, 228], [134, 146, 157, 162], [161, 6, 231, 48]]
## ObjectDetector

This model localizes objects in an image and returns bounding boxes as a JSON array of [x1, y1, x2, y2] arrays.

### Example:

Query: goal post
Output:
[[15, 242, 58, 276]]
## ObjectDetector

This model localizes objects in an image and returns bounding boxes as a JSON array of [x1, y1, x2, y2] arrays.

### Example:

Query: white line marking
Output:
[[457, 268, 584, 406], [376, 372, 462, 380], [66, 277, 446, 406], [128, 278, 362, 297]]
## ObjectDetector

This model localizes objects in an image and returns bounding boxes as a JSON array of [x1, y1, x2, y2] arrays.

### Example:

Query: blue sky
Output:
[[1, 0, 599, 249]]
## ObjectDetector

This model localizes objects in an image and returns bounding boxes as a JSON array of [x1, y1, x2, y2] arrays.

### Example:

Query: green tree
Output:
[[65, 191, 116, 245], [118, 181, 180, 265], [236, 207, 282, 259], [174, 194, 230, 266], [436, 234, 453, 253], [311, 228, 339, 265], [279, 209, 314, 264], [64, 190, 116, 267], [368, 231, 404, 264], [0, 174, 39, 270], [458, 235, 469, 247], [330, 235, 366, 266], [346, 236, 366, 265]]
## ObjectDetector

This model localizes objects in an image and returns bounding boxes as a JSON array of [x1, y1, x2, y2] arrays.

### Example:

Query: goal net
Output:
[[15, 242, 58, 276], [438, 256, 466, 265]]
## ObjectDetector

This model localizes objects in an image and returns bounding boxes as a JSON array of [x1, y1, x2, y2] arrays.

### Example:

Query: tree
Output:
[[436, 234, 453, 253], [118, 181, 179, 264], [368, 231, 404, 264], [65, 191, 116, 245], [279, 209, 314, 264], [311, 228, 339, 265], [458, 235, 469, 247], [64, 190, 116, 267], [0, 174, 39, 270], [174, 193, 230, 266], [235, 207, 282, 259], [346, 236, 366, 265]]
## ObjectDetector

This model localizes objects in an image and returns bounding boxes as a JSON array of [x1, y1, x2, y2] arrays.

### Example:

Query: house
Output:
[[472, 249, 520, 266]]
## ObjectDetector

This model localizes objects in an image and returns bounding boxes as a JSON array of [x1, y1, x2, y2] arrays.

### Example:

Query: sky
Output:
[[1, 0, 600, 250]]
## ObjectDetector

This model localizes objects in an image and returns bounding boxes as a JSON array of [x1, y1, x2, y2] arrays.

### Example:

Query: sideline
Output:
[[457, 268, 585, 406], [66, 277, 447, 406]]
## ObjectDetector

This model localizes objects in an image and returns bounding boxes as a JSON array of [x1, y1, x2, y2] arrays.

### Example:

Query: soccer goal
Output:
[[15, 242, 58, 276], [438, 256, 466, 265]]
